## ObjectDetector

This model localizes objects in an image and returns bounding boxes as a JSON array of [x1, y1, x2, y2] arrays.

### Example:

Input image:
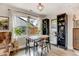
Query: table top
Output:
[[27, 35, 49, 41], [41, 35, 49, 38]]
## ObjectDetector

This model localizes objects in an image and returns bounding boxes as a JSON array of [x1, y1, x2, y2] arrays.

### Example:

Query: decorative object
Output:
[[28, 27, 39, 35], [0, 16, 9, 30], [37, 3, 44, 11]]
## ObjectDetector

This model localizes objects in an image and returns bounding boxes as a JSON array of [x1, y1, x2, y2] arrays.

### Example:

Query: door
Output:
[[73, 28, 79, 49], [50, 19, 57, 45]]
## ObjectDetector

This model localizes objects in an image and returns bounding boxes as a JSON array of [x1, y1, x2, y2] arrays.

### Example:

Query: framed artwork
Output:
[[0, 16, 9, 30]]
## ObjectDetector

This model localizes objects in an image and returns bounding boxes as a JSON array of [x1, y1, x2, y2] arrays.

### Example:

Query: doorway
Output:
[[50, 19, 57, 45]]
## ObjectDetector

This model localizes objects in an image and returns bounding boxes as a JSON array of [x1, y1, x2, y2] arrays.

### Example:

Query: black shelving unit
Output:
[[42, 18, 49, 35], [57, 13, 67, 49], [42, 18, 51, 50]]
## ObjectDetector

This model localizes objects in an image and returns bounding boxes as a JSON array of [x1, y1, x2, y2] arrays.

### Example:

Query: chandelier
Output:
[[37, 3, 44, 11]]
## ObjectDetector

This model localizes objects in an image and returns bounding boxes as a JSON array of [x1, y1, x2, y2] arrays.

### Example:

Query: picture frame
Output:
[[0, 16, 9, 30]]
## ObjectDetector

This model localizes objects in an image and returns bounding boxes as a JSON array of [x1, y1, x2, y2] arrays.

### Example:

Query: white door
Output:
[[50, 19, 57, 45]]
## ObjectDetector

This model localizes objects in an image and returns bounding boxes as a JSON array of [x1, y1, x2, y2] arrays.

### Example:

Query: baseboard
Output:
[[50, 43, 57, 46], [19, 45, 26, 49]]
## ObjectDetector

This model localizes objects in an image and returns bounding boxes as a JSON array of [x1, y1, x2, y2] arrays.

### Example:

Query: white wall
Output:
[[67, 14, 73, 49], [0, 4, 8, 17]]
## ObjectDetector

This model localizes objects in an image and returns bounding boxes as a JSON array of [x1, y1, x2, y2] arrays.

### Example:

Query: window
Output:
[[29, 18, 38, 27], [13, 16, 28, 38], [13, 16, 41, 38]]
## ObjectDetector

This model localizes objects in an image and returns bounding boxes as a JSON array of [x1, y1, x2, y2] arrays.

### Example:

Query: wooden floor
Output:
[[13, 45, 79, 56], [48, 46, 78, 56]]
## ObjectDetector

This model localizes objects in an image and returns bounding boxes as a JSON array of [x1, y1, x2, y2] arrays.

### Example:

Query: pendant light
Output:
[[37, 3, 44, 11]]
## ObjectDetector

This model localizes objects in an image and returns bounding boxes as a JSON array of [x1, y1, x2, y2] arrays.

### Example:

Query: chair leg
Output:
[[25, 47, 27, 54], [41, 47, 43, 56], [28, 40, 30, 55], [48, 38, 51, 50], [25, 39, 28, 54], [49, 43, 51, 50], [29, 47, 31, 56], [47, 45, 49, 52]]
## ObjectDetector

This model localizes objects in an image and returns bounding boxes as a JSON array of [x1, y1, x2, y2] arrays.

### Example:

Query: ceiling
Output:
[[6, 3, 79, 18]]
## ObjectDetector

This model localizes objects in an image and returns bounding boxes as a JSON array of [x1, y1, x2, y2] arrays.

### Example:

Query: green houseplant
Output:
[[14, 27, 23, 36]]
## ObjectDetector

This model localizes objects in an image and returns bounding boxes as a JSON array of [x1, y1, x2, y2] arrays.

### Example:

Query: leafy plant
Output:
[[14, 27, 23, 35]]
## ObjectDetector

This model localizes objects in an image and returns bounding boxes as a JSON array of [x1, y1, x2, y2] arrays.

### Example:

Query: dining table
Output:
[[25, 35, 50, 56]]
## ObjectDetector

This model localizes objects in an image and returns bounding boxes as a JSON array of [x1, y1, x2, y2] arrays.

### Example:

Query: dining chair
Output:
[[46, 38, 51, 50], [25, 38, 38, 56], [36, 38, 49, 56]]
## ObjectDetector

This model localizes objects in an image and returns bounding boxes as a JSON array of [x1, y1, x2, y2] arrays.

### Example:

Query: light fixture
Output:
[[37, 3, 44, 11]]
